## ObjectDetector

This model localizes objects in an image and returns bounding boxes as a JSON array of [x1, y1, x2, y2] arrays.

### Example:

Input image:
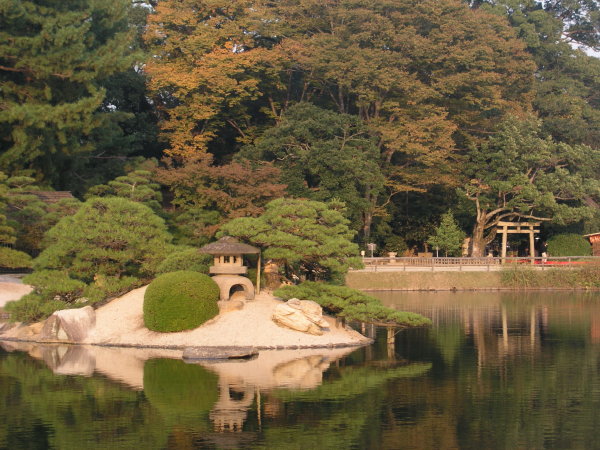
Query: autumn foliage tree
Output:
[[145, 0, 536, 238], [157, 155, 286, 240], [144, 0, 278, 158]]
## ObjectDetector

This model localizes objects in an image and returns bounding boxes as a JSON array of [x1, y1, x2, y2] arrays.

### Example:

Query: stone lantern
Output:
[[199, 236, 261, 302]]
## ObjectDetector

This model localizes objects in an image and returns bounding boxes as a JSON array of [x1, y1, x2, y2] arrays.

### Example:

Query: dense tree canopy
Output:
[[144, 0, 538, 239], [241, 103, 385, 234], [1, 0, 599, 266], [473, 0, 600, 147], [0, 0, 144, 191], [462, 115, 600, 255]]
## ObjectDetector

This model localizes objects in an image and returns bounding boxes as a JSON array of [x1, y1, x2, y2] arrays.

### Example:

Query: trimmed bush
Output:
[[5, 293, 72, 323], [383, 236, 408, 256], [23, 270, 86, 303], [547, 233, 592, 256], [7, 197, 174, 323], [0, 247, 32, 270], [156, 248, 211, 274], [143, 271, 220, 332]]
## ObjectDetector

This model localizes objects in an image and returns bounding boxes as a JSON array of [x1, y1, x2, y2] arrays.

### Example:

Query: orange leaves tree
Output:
[[145, 0, 536, 240], [144, 0, 280, 157], [157, 154, 285, 241]]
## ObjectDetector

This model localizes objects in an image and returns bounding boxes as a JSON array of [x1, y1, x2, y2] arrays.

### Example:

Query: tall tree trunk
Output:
[[471, 219, 487, 257], [362, 210, 373, 242], [362, 189, 376, 243]]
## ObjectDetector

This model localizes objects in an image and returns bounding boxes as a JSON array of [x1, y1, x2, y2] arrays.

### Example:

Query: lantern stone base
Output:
[[211, 275, 255, 302]]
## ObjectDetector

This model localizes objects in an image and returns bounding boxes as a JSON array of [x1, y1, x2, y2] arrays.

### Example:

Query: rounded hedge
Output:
[[143, 271, 220, 332], [547, 233, 592, 257]]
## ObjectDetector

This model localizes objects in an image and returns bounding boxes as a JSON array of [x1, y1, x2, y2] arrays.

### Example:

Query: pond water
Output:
[[1, 291, 599, 449]]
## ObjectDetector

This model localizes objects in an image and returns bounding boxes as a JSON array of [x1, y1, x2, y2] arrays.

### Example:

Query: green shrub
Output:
[[0, 247, 32, 269], [501, 263, 600, 289], [4, 293, 71, 323], [143, 271, 220, 332], [275, 281, 431, 327], [156, 248, 211, 274], [547, 233, 592, 256], [23, 270, 86, 302], [383, 236, 408, 255], [6, 272, 142, 323]]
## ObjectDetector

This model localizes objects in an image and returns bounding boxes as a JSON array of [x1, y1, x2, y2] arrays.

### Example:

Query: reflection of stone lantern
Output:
[[199, 236, 261, 302]]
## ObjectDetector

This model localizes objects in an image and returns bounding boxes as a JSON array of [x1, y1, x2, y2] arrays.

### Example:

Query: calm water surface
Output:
[[1, 291, 599, 449]]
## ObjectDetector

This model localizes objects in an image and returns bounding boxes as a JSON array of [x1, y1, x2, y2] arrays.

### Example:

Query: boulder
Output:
[[40, 306, 95, 342], [218, 299, 244, 313], [272, 298, 329, 335]]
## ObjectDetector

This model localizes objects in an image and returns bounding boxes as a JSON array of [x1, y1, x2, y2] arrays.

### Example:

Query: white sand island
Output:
[[0, 283, 372, 350]]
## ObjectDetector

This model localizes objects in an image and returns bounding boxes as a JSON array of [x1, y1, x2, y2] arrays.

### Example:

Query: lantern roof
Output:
[[198, 236, 260, 255]]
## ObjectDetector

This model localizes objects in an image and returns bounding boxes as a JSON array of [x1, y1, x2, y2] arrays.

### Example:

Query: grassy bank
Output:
[[346, 265, 600, 291], [501, 264, 600, 289]]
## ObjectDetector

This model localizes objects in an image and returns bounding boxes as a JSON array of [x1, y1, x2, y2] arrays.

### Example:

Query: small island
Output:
[[0, 205, 430, 353], [0, 285, 374, 350]]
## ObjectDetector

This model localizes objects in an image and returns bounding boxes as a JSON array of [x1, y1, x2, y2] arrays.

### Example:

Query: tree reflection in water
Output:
[[1, 291, 599, 448]]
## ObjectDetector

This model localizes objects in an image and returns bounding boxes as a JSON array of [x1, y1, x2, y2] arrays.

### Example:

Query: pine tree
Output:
[[462, 115, 600, 256], [34, 197, 173, 281], [428, 212, 466, 257], [85, 161, 163, 212], [0, 0, 138, 187], [218, 198, 362, 282]]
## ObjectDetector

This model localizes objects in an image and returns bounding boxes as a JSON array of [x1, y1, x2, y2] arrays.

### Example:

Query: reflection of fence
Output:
[[357, 256, 600, 272]]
